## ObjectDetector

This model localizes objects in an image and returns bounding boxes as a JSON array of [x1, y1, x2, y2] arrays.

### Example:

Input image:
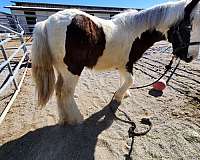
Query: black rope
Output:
[[124, 119, 151, 160], [166, 59, 180, 84], [189, 42, 200, 46], [130, 56, 175, 90], [110, 56, 181, 159], [173, 42, 200, 54], [110, 97, 152, 160], [110, 58, 179, 159]]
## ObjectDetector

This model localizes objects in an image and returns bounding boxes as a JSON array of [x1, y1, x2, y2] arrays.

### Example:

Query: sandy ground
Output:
[[0, 41, 200, 160]]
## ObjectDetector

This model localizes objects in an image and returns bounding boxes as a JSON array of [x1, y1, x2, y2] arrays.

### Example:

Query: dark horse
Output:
[[31, 0, 200, 124]]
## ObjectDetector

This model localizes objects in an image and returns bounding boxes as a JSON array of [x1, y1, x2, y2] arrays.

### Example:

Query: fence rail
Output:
[[0, 23, 30, 124], [0, 12, 114, 35]]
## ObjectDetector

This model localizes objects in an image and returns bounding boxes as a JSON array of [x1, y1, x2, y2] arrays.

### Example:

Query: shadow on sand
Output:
[[148, 88, 163, 97], [0, 100, 121, 160]]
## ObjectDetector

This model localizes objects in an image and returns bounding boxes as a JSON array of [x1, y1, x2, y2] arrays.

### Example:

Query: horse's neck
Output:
[[116, 1, 186, 39], [111, 1, 186, 64]]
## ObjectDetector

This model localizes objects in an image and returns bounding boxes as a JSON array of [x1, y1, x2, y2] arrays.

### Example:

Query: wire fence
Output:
[[0, 21, 30, 124]]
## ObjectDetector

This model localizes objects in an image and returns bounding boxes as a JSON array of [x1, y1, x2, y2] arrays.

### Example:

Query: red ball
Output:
[[152, 79, 166, 91]]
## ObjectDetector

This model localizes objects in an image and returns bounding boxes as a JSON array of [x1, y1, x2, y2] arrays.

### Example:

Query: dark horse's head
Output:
[[167, 0, 200, 62]]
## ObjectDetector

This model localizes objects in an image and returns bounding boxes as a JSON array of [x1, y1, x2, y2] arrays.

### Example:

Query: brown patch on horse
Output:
[[126, 29, 166, 74], [64, 15, 106, 76]]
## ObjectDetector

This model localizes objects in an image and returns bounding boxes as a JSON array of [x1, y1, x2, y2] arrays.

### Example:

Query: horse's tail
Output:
[[31, 21, 55, 107]]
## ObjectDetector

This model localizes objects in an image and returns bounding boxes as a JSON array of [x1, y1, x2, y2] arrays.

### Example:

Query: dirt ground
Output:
[[0, 41, 200, 160]]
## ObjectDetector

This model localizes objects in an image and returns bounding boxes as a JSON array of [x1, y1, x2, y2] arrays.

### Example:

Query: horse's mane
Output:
[[112, 0, 187, 32], [111, 9, 138, 19]]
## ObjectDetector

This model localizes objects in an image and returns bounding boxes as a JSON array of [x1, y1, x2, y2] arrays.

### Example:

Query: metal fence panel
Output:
[[0, 21, 30, 124]]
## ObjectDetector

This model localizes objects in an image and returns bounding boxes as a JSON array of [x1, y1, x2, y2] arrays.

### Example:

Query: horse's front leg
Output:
[[119, 71, 132, 98], [55, 69, 83, 125], [114, 70, 134, 102]]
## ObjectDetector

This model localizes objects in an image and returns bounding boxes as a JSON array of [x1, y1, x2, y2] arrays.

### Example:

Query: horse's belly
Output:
[[93, 50, 129, 71]]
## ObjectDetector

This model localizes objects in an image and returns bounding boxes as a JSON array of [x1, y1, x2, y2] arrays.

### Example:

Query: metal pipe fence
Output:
[[0, 22, 30, 124], [0, 14, 49, 35], [0, 12, 114, 35]]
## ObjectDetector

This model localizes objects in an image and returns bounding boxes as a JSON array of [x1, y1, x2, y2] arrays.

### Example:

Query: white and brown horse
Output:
[[32, 0, 200, 124]]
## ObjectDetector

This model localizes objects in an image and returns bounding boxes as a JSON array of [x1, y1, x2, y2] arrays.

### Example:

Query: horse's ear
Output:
[[185, 0, 200, 19]]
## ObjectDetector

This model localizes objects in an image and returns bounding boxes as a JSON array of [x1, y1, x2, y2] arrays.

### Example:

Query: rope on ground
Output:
[[110, 98, 152, 160]]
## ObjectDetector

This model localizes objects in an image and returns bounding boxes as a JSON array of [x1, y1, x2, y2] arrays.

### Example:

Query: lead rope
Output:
[[130, 55, 180, 90], [110, 97, 152, 160], [111, 56, 181, 159], [166, 58, 180, 84], [124, 58, 180, 159]]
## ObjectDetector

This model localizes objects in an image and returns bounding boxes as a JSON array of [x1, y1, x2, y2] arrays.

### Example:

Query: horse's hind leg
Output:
[[55, 69, 83, 125], [114, 70, 134, 102]]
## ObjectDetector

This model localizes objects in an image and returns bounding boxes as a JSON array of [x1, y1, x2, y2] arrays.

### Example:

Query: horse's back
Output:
[[40, 9, 130, 72]]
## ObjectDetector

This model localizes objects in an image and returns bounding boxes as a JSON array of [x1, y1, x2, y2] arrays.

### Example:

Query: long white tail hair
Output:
[[31, 21, 55, 107]]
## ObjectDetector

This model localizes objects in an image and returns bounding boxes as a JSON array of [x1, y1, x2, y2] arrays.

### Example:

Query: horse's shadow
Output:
[[0, 100, 121, 160]]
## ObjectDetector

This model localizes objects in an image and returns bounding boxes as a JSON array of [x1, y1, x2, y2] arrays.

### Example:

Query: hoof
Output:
[[114, 90, 131, 102], [113, 94, 123, 103], [59, 114, 84, 125], [124, 90, 131, 99]]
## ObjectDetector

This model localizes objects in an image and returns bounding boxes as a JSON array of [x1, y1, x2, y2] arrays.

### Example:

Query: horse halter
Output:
[[167, 0, 200, 62]]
